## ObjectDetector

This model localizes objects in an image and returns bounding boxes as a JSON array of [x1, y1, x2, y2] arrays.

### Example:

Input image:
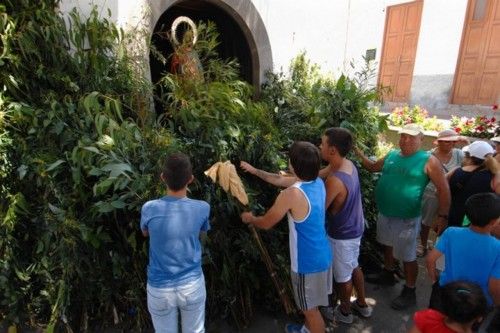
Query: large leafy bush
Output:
[[0, 1, 176, 330], [261, 53, 385, 224], [1, 2, 386, 331]]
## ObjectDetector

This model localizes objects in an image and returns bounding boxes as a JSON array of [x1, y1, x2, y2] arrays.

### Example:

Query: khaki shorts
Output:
[[291, 266, 332, 311], [376, 213, 420, 262]]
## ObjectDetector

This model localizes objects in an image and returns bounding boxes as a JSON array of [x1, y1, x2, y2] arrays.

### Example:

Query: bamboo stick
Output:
[[247, 224, 295, 314], [204, 161, 296, 315]]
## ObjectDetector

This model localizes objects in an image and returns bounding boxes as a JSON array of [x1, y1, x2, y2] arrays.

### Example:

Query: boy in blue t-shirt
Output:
[[426, 192, 500, 309], [141, 153, 210, 333]]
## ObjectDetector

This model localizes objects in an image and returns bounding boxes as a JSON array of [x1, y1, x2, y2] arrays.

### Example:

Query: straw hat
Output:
[[433, 129, 460, 145], [398, 123, 424, 136]]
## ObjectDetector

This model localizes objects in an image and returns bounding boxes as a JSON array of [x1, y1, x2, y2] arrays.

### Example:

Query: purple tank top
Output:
[[326, 166, 364, 240]]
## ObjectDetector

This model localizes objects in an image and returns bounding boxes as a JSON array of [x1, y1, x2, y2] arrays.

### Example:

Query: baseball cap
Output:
[[433, 129, 460, 144], [462, 140, 494, 159], [398, 123, 424, 136], [491, 136, 500, 144]]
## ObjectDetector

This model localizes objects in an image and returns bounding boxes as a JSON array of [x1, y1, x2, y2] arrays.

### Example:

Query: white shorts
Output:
[[376, 213, 420, 262], [328, 236, 361, 283]]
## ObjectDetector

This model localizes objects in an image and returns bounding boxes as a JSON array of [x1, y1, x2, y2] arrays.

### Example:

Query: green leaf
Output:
[[93, 178, 114, 195], [101, 163, 132, 177], [83, 146, 100, 154], [127, 232, 137, 251], [46, 159, 65, 172], [48, 203, 65, 215], [96, 202, 114, 213], [111, 200, 125, 209]]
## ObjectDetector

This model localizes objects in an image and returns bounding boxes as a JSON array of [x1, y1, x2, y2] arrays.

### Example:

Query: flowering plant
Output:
[[451, 115, 498, 139], [389, 105, 444, 131]]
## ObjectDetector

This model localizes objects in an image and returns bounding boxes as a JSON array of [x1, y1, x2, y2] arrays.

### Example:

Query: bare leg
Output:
[[420, 224, 431, 250], [337, 280, 353, 313], [352, 266, 367, 306], [303, 307, 325, 333], [384, 245, 395, 270], [403, 260, 418, 288]]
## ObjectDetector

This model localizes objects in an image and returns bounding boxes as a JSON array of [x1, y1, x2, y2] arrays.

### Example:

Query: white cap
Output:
[[491, 136, 500, 143], [398, 123, 424, 136], [462, 141, 494, 159]]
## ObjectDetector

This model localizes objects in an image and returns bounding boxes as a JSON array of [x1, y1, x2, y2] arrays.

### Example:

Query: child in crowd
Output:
[[426, 192, 500, 309], [141, 153, 211, 333], [241, 141, 332, 333], [409, 281, 488, 333]]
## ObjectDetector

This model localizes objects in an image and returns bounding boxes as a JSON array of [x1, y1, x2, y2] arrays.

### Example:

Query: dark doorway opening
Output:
[[150, 1, 254, 111]]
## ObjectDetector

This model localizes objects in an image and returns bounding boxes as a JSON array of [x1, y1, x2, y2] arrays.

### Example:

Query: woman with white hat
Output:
[[447, 140, 497, 227], [419, 130, 467, 256]]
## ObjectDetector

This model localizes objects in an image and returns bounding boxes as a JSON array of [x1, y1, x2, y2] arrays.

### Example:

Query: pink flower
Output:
[[493, 104, 498, 110], [455, 127, 461, 133]]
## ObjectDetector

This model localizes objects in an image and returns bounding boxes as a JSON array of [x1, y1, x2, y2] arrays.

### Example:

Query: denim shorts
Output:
[[147, 275, 206, 333]]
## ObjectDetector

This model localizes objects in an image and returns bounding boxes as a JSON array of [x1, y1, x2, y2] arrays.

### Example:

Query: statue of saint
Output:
[[170, 17, 203, 81]]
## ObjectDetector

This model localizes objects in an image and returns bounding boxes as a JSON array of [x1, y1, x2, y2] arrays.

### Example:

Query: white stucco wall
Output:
[[59, 0, 472, 109], [413, 0, 468, 76], [249, 0, 348, 74], [58, 0, 146, 29], [409, 0, 468, 109]]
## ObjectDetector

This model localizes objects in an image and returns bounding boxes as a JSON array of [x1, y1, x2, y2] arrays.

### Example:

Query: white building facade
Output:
[[59, 0, 500, 115]]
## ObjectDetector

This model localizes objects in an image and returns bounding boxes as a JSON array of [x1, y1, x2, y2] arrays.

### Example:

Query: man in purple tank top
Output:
[[319, 128, 373, 324]]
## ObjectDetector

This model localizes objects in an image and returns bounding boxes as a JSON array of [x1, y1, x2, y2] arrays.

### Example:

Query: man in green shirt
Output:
[[355, 124, 450, 310]]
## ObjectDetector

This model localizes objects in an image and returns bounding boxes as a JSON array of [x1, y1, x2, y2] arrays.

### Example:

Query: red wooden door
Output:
[[452, 0, 500, 105], [379, 1, 423, 102]]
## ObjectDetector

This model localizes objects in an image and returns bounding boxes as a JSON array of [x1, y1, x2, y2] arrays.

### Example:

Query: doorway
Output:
[[378, 1, 423, 102]]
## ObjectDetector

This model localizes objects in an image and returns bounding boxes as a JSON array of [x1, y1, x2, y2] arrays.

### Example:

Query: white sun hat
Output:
[[462, 140, 494, 159]]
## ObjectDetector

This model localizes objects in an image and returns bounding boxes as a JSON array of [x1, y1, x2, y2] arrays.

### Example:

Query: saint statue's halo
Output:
[[171, 16, 198, 47]]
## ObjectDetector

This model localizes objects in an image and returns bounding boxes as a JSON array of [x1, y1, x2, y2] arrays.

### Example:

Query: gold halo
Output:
[[171, 16, 198, 46]]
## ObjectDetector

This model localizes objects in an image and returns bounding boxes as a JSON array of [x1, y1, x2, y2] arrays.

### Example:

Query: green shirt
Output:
[[375, 149, 430, 218]]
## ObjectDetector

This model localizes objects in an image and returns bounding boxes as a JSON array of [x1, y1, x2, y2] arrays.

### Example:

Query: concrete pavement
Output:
[[209, 257, 433, 333]]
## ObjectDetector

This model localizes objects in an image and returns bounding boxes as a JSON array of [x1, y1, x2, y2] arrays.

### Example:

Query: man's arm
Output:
[[425, 248, 443, 283], [240, 161, 296, 188], [426, 155, 451, 235], [325, 175, 343, 213], [489, 277, 500, 306], [354, 147, 385, 173], [241, 189, 293, 230], [318, 165, 332, 179]]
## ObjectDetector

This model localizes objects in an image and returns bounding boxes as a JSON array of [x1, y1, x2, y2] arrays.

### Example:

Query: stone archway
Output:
[[148, 0, 272, 89]]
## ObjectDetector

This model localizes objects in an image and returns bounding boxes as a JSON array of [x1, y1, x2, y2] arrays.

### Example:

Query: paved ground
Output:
[[209, 256, 433, 333]]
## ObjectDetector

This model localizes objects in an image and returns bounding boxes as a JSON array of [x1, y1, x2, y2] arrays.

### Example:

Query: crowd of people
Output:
[[139, 124, 500, 333]]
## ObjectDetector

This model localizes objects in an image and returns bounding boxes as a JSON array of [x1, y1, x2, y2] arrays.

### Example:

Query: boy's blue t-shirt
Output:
[[436, 227, 500, 305], [141, 196, 210, 288]]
